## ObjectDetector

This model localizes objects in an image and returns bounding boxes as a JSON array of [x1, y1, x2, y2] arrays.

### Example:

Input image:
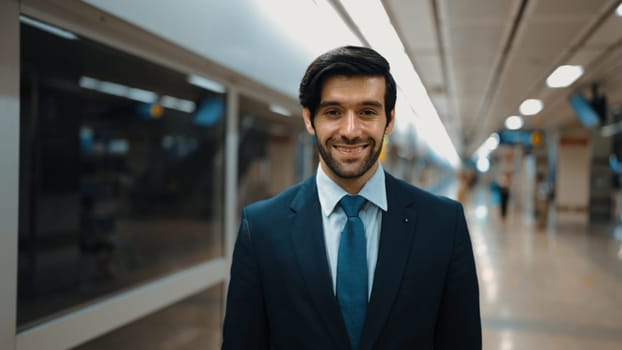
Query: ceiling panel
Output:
[[481, 63, 551, 133], [384, 0, 438, 51], [446, 53, 499, 71], [453, 68, 490, 98], [585, 48, 622, 102], [534, 94, 576, 129], [445, 23, 509, 54], [568, 48, 605, 66], [431, 95, 449, 118], [513, 18, 589, 56], [528, 0, 611, 18], [584, 13, 622, 48], [439, 0, 517, 23], [413, 53, 445, 88], [458, 99, 482, 122]]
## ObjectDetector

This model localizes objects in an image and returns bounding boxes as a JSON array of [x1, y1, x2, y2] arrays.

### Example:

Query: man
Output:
[[223, 46, 481, 350]]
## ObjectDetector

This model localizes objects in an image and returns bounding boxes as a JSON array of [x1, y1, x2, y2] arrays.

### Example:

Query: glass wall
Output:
[[18, 19, 225, 328], [236, 95, 304, 209]]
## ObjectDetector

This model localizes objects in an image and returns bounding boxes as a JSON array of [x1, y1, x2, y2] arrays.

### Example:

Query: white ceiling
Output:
[[82, 0, 622, 159], [386, 0, 622, 155]]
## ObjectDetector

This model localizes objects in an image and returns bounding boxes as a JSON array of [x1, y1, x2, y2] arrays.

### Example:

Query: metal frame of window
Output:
[[0, 0, 21, 349]]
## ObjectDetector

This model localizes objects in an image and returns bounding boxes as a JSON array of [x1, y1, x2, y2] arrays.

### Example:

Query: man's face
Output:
[[303, 75, 394, 182]]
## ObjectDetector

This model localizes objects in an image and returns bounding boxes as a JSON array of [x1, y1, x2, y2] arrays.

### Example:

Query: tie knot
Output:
[[340, 195, 367, 218]]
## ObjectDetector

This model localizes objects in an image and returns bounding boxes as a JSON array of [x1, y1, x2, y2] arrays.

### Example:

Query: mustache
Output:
[[330, 136, 374, 145]]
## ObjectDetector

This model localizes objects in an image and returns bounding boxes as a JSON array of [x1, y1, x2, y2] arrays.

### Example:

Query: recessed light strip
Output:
[[79, 76, 195, 113], [187, 74, 226, 94], [20, 16, 78, 40], [269, 104, 291, 117], [161, 95, 196, 113]]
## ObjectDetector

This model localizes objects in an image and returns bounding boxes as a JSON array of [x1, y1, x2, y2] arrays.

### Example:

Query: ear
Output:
[[384, 109, 395, 135], [302, 108, 316, 135]]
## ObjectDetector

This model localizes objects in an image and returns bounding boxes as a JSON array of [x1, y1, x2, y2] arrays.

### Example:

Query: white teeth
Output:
[[336, 146, 364, 153]]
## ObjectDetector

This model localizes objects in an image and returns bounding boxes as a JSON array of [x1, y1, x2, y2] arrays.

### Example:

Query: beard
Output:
[[316, 136, 383, 179]]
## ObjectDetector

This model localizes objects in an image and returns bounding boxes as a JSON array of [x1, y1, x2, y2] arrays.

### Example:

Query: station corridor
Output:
[[3, 2, 622, 348]]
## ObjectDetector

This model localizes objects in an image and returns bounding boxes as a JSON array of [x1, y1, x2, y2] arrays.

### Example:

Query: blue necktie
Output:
[[337, 195, 368, 350]]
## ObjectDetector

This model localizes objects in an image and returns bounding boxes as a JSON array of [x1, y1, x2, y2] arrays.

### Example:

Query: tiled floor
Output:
[[466, 186, 622, 349], [77, 184, 622, 349]]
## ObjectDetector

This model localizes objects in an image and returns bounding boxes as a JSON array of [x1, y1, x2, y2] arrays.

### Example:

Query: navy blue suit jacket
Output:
[[223, 172, 481, 349]]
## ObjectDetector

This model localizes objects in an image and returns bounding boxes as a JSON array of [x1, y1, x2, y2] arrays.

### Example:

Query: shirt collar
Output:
[[316, 163, 388, 217]]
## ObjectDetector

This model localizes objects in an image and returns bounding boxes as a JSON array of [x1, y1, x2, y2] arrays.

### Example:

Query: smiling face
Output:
[[303, 75, 394, 193]]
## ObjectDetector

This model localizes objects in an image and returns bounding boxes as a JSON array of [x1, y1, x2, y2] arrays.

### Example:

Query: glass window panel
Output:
[[18, 20, 225, 327], [237, 97, 301, 209]]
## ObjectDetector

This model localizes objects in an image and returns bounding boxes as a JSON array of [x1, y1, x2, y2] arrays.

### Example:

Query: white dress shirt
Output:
[[316, 163, 387, 299]]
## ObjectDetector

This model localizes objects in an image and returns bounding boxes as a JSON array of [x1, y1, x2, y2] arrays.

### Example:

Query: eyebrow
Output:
[[318, 100, 383, 109]]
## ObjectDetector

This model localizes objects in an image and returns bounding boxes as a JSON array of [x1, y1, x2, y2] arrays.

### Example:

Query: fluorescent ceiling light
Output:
[[187, 74, 226, 93], [616, 3, 622, 16], [476, 157, 490, 173], [546, 65, 584, 88], [505, 115, 524, 130], [20, 16, 78, 40], [519, 99, 543, 115], [269, 104, 291, 117], [79, 76, 163, 105], [485, 133, 500, 150], [474, 133, 499, 159]]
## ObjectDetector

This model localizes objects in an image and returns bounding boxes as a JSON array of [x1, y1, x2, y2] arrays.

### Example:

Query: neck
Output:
[[320, 161, 379, 194]]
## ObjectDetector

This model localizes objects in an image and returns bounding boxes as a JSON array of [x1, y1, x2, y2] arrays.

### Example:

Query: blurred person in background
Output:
[[497, 171, 512, 219], [223, 46, 481, 350], [535, 173, 551, 229]]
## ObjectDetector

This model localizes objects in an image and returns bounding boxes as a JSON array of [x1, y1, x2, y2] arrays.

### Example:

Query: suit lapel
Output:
[[289, 176, 350, 349], [360, 174, 418, 350]]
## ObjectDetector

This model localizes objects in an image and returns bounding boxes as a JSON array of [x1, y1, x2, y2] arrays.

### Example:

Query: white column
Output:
[[224, 87, 239, 270], [222, 86, 239, 321], [0, 1, 20, 349], [555, 128, 591, 225]]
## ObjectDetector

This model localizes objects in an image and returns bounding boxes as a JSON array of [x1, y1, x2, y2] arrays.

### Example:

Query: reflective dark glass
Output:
[[18, 21, 225, 327]]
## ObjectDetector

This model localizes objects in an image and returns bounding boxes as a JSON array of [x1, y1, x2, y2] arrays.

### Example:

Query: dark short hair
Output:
[[299, 46, 397, 123]]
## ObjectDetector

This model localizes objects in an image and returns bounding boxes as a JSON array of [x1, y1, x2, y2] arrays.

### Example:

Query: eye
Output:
[[324, 109, 341, 117], [360, 109, 378, 117]]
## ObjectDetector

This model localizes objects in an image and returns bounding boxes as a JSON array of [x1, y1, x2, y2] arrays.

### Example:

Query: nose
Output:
[[341, 110, 361, 139]]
